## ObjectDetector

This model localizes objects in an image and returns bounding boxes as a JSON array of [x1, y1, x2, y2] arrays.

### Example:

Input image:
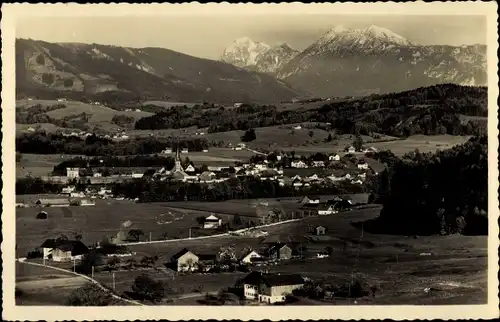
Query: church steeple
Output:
[[174, 146, 182, 172]]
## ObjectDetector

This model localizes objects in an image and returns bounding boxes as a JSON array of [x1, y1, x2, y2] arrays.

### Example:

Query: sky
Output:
[[16, 15, 487, 60]]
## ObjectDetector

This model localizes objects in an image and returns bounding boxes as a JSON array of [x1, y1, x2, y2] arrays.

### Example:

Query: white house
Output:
[[79, 199, 96, 206], [202, 149, 209, 153], [357, 162, 369, 170], [203, 214, 222, 229], [184, 164, 196, 173], [346, 146, 356, 154], [93, 172, 102, 177], [70, 191, 85, 198], [293, 125, 302, 130], [291, 160, 307, 168], [40, 239, 89, 262], [318, 205, 338, 215], [312, 161, 325, 167], [329, 154, 340, 161], [351, 179, 364, 185], [61, 186, 76, 194], [162, 148, 173, 154], [66, 167, 80, 179], [240, 250, 262, 264], [131, 172, 144, 178], [181, 148, 189, 153]]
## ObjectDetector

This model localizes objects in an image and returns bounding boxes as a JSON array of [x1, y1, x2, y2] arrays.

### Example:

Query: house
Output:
[[315, 226, 326, 235], [162, 148, 173, 154], [36, 211, 48, 219], [93, 171, 103, 177], [61, 186, 76, 195], [35, 198, 70, 208], [242, 272, 305, 304], [291, 160, 307, 168], [312, 161, 325, 167], [329, 154, 340, 161], [203, 214, 222, 229], [293, 125, 302, 130], [317, 205, 337, 215], [364, 146, 379, 153], [240, 250, 262, 264], [78, 199, 96, 206], [184, 164, 196, 173], [234, 102, 243, 108], [40, 239, 89, 262], [70, 191, 85, 198], [181, 148, 189, 153], [66, 167, 80, 178], [27, 127, 36, 132], [170, 248, 199, 272], [299, 196, 320, 204], [202, 149, 209, 152], [357, 161, 369, 170], [131, 172, 144, 178], [266, 243, 293, 261], [346, 146, 356, 154]]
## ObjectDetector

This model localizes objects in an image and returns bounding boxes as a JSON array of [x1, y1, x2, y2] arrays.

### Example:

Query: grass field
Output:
[[16, 153, 85, 178], [142, 101, 197, 108], [15, 197, 249, 258], [15, 262, 87, 305], [126, 206, 488, 305], [17, 99, 154, 132]]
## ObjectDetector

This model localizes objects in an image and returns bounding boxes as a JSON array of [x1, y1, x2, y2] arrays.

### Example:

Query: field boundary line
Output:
[[116, 216, 309, 247], [16, 259, 144, 306]]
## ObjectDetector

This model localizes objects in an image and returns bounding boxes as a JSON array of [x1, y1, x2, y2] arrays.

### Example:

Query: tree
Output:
[[66, 283, 112, 306], [196, 216, 206, 226], [308, 130, 314, 138], [77, 249, 103, 274], [131, 274, 165, 302], [232, 214, 242, 226], [107, 257, 121, 270], [127, 229, 144, 242], [325, 246, 334, 255], [353, 135, 364, 151], [241, 129, 256, 142], [325, 133, 333, 142]]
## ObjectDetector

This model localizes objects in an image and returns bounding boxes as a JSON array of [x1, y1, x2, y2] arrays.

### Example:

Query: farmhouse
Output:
[[346, 146, 356, 154], [61, 186, 76, 194], [40, 239, 89, 262], [299, 196, 320, 204], [181, 148, 189, 153], [291, 160, 307, 168], [317, 205, 337, 215], [265, 243, 293, 261], [357, 160, 369, 170], [184, 164, 196, 173], [35, 198, 70, 207], [242, 272, 305, 304], [312, 161, 325, 167], [240, 250, 262, 264], [36, 211, 48, 219], [78, 199, 96, 206], [162, 148, 173, 154], [66, 167, 80, 178], [315, 226, 326, 235], [329, 153, 341, 161], [170, 248, 199, 272], [204, 214, 222, 229]]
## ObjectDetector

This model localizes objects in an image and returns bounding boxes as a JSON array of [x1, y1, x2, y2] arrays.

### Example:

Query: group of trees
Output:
[[112, 176, 366, 203], [16, 104, 92, 130], [51, 155, 176, 175], [111, 115, 135, 127], [370, 135, 488, 235], [132, 84, 487, 137], [16, 132, 210, 155]]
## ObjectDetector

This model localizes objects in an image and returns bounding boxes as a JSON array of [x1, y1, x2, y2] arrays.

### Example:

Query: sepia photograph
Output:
[[1, 2, 499, 321]]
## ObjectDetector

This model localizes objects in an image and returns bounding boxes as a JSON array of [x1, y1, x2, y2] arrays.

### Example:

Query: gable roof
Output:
[[40, 239, 89, 255], [170, 248, 195, 261], [206, 214, 220, 221]]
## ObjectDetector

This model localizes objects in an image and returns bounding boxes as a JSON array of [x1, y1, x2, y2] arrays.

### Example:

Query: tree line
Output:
[[368, 135, 487, 235], [133, 84, 487, 137], [16, 132, 210, 155]]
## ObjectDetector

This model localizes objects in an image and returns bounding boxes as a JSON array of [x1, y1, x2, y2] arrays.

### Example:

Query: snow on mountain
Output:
[[221, 37, 299, 73], [276, 25, 487, 97]]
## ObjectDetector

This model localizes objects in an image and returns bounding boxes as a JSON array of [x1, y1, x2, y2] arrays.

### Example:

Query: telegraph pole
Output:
[[73, 257, 76, 272], [149, 232, 152, 242], [92, 266, 94, 279], [189, 228, 192, 239], [112, 272, 116, 291]]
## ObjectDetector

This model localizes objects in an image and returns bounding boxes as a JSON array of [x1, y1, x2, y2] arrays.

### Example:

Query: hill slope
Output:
[[16, 39, 304, 104], [275, 25, 487, 97]]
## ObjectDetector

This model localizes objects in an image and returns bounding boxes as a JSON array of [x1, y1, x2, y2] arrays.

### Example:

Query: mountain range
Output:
[[16, 25, 487, 103], [15, 38, 302, 104], [221, 25, 487, 97]]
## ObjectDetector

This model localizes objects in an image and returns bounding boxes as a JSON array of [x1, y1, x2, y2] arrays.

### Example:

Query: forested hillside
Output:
[[135, 84, 487, 137], [368, 136, 488, 235]]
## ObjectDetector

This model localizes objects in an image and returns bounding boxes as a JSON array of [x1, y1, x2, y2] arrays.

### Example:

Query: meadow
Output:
[[127, 206, 488, 305]]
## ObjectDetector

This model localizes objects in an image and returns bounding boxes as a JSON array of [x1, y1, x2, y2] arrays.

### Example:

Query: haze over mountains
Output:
[[222, 25, 487, 97], [16, 25, 487, 103]]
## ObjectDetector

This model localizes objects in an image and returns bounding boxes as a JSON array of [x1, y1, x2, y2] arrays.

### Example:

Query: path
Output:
[[243, 147, 266, 155], [16, 259, 144, 306]]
